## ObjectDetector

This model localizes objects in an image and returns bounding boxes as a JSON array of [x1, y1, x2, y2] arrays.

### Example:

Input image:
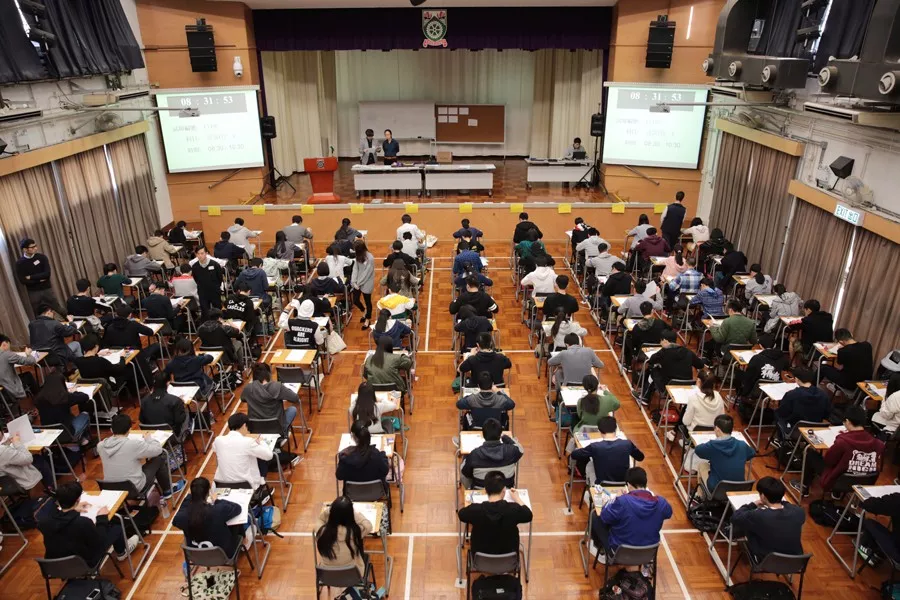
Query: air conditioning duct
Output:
[[704, 0, 810, 90], [0, 108, 43, 123], [818, 0, 900, 102], [803, 102, 900, 129]]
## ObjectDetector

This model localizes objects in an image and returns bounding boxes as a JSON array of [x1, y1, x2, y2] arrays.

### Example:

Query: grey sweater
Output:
[[98, 435, 163, 491], [241, 380, 299, 424], [351, 253, 375, 294], [0, 441, 42, 490], [547, 346, 604, 384], [0, 349, 36, 398]]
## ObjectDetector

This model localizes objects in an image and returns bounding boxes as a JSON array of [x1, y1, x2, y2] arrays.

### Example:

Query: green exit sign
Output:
[[834, 203, 864, 226]]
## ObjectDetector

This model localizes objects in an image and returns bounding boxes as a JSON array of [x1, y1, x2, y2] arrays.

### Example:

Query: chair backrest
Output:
[[370, 382, 400, 393], [275, 366, 310, 383], [35, 555, 93, 580], [833, 472, 880, 494], [788, 420, 828, 440], [342, 479, 387, 503], [754, 552, 812, 576], [609, 543, 660, 568], [248, 417, 283, 436], [667, 379, 695, 388], [0, 474, 25, 498], [709, 479, 756, 501], [182, 544, 232, 568], [470, 551, 519, 576], [316, 564, 365, 588]]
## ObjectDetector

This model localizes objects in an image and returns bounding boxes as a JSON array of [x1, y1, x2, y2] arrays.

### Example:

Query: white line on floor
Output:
[[425, 263, 435, 352], [660, 533, 692, 599], [404, 536, 415, 600]]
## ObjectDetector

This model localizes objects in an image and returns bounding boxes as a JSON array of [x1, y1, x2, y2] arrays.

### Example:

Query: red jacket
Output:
[[636, 235, 671, 260], [821, 429, 884, 490]]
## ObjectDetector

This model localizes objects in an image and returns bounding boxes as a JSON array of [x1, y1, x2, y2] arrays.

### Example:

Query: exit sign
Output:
[[834, 203, 864, 226]]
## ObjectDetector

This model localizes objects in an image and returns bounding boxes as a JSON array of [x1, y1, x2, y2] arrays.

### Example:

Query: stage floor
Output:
[[264, 157, 611, 204]]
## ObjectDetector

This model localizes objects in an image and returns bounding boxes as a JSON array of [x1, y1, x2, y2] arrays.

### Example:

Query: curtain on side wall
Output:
[[529, 49, 604, 159], [837, 230, 900, 365], [107, 135, 161, 246], [709, 133, 753, 239]]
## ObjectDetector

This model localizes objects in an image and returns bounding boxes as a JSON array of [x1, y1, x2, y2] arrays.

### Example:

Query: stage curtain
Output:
[[0, 0, 49, 83], [709, 133, 754, 239], [107, 135, 161, 247], [529, 49, 604, 159]]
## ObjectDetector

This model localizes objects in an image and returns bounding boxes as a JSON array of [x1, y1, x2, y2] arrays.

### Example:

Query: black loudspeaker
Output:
[[260, 116, 277, 140], [646, 16, 676, 69], [829, 156, 855, 179], [186, 19, 216, 73], [590, 113, 606, 137]]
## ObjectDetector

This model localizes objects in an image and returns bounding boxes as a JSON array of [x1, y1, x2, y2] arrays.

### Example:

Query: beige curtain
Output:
[[0, 164, 79, 323], [529, 49, 604, 159], [780, 200, 854, 311], [0, 228, 30, 343], [108, 135, 161, 244], [838, 230, 900, 364], [58, 147, 132, 279]]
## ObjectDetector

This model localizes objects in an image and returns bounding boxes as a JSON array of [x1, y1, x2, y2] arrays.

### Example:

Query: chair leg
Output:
[[234, 563, 241, 600]]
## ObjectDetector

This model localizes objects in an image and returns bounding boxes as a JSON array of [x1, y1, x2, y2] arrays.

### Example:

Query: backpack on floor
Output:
[[729, 580, 796, 600], [54, 578, 121, 600], [187, 569, 235, 600], [471, 575, 523, 600], [688, 500, 726, 533], [809, 499, 860, 532]]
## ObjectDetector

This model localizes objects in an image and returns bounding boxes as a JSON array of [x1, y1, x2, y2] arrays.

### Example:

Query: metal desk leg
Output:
[[523, 521, 532, 582], [250, 520, 271, 578], [578, 502, 593, 577], [115, 512, 151, 578], [0, 495, 28, 576], [826, 498, 865, 577]]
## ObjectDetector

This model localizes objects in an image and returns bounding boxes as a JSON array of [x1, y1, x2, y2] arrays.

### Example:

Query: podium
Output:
[[303, 157, 340, 204]]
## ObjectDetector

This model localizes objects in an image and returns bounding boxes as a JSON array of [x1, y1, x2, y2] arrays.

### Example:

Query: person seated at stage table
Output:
[[449, 275, 499, 318], [459, 333, 511, 387], [731, 477, 805, 560], [452, 219, 483, 240]]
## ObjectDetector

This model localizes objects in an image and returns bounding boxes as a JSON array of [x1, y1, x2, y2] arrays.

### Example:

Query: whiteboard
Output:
[[359, 101, 436, 141]]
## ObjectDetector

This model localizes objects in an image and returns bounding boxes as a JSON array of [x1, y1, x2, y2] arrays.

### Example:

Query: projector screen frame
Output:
[[152, 85, 265, 174], [601, 82, 709, 171]]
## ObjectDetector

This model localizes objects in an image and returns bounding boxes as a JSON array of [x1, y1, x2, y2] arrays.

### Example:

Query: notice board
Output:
[[435, 104, 505, 144]]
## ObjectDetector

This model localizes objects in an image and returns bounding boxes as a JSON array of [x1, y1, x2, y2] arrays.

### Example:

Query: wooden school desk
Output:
[[167, 383, 214, 453], [746, 382, 798, 450], [80, 489, 152, 578]]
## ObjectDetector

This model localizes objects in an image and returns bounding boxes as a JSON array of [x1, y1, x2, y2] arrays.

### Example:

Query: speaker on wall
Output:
[[590, 113, 606, 137], [260, 116, 277, 140], [186, 18, 216, 73], [646, 15, 676, 69], [829, 156, 854, 179]]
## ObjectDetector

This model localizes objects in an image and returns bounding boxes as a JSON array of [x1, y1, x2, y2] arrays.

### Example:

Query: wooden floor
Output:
[[263, 158, 611, 205], [1, 241, 894, 600]]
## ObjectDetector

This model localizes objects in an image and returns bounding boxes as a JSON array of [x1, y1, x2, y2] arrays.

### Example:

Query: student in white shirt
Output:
[[396, 214, 425, 248], [324, 244, 353, 279], [682, 217, 710, 245], [520, 255, 557, 296], [400, 232, 419, 259], [213, 413, 274, 489], [681, 370, 725, 432], [872, 375, 900, 432]]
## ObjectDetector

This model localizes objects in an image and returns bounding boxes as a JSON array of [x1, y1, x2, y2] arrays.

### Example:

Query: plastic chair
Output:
[[182, 543, 251, 600], [342, 479, 393, 531], [35, 554, 122, 600], [728, 550, 812, 599], [466, 551, 521, 600], [276, 365, 320, 416]]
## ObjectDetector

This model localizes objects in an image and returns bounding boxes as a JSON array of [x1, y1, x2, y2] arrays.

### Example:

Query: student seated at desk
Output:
[[682, 217, 710, 246], [625, 302, 671, 365], [228, 217, 256, 258], [460, 418, 523, 489], [337, 420, 390, 485], [625, 214, 652, 254], [689, 278, 725, 317], [633, 227, 670, 268], [449, 275, 499, 318], [693, 415, 755, 495], [549, 309, 588, 351], [819, 328, 874, 391], [308, 262, 344, 297], [634, 330, 705, 405], [172, 263, 199, 303], [383, 240, 417, 270], [336, 217, 363, 243], [165, 338, 214, 395], [283, 214, 314, 247], [573, 374, 620, 431], [213, 413, 274, 491], [575, 228, 606, 263], [213, 231, 244, 265], [762, 284, 803, 333], [1, 431, 55, 494], [617, 280, 662, 320], [147, 229, 180, 269], [34, 370, 92, 446], [29, 302, 81, 366], [698, 228, 727, 272], [397, 213, 425, 246], [680, 370, 724, 433], [659, 246, 690, 282], [596, 262, 632, 313], [0, 334, 37, 401], [520, 254, 557, 296], [709, 300, 758, 351], [859, 490, 900, 569], [381, 259, 419, 298], [872, 373, 900, 433], [591, 467, 672, 563], [513, 212, 542, 244], [235, 258, 270, 305], [453, 219, 484, 240], [548, 333, 604, 387], [377, 281, 416, 318], [570, 216, 589, 249], [457, 372, 515, 430], [167, 221, 188, 244], [542, 275, 579, 317], [324, 244, 353, 279], [517, 228, 546, 262], [263, 249, 291, 280], [38, 481, 140, 565], [587, 243, 618, 278], [76, 334, 138, 398], [124, 245, 163, 281], [458, 470, 533, 556], [145, 281, 185, 335], [242, 363, 301, 444], [664, 257, 702, 313], [140, 372, 188, 436], [773, 367, 831, 441], [351, 381, 399, 435], [453, 269, 493, 291], [99, 413, 183, 498], [793, 406, 884, 498], [296, 284, 333, 318], [731, 477, 805, 559], [744, 264, 773, 302], [364, 337, 412, 393], [97, 263, 131, 299], [272, 231, 295, 262], [401, 231, 421, 259], [315, 496, 373, 577], [198, 308, 245, 367], [224, 282, 259, 335], [454, 305, 493, 352], [102, 304, 161, 383], [791, 299, 834, 359], [571, 416, 644, 485], [285, 300, 326, 349], [735, 334, 789, 402], [174, 477, 244, 555], [456, 230, 484, 255], [459, 333, 511, 387], [716, 243, 747, 291], [453, 242, 483, 276], [373, 309, 412, 350], [67, 278, 106, 322]]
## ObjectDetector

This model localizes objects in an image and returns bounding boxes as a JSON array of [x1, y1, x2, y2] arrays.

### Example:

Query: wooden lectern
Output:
[[303, 157, 340, 204]]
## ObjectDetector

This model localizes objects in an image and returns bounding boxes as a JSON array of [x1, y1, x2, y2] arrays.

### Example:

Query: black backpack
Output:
[[471, 575, 522, 600], [688, 500, 726, 533], [729, 580, 796, 600], [55, 578, 121, 599]]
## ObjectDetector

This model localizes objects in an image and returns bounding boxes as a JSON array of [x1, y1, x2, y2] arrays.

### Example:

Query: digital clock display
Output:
[[165, 93, 247, 116]]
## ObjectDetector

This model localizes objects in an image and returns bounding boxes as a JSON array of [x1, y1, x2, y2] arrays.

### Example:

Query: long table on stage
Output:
[[351, 163, 496, 197], [351, 165, 423, 196], [525, 158, 591, 187], [424, 164, 495, 196]]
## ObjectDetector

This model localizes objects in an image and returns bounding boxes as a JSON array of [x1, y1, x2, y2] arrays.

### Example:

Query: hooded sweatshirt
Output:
[[821, 429, 884, 489], [601, 489, 673, 550], [775, 385, 831, 428], [147, 235, 179, 269], [454, 316, 494, 350], [682, 389, 725, 430], [693, 436, 756, 491], [242, 380, 299, 424], [236, 267, 269, 299], [98, 434, 164, 491], [458, 498, 533, 554], [683, 224, 710, 244], [661, 256, 690, 281], [520, 266, 557, 295], [262, 256, 290, 278], [38, 506, 116, 565], [336, 446, 390, 483], [124, 254, 161, 277], [635, 234, 670, 260], [765, 291, 803, 332], [459, 351, 512, 386], [744, 274, 773, 300], [457, 391, 516, 429], [377, 293, 416, 317], [0, 440, 42, 490], [449, 290, 499, 317], [461, 436, 523, 487], [227, 224, 254, 249], [588, 252, 619, 277]]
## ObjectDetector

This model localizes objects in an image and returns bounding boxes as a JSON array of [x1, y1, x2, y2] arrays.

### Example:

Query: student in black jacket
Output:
[[513, 212, 543, 244], [459, 333, 512, 387], [167, 221, 188, 244], [460, 417, 522, 488], [38, 481, 139, 565], [449, 276, 499, 318], [336, 420, 390, 487], [309, 262, 344, 296], [101, 304, 160, 387], [635, 330, 704, 404], [144, 281, 185, 334], [75, 334, 139, 398], [731, 477, 805, 559], [454, 305, 493, 352], [774, 368, 830, 438], [736, 334, 789, 400], [198, 308, 244, 366], [213, 231, 244, 262], [819, 328, 874, 390], [542, 275, 580, 317], [457, 470, 533, 555], [382, 241, 417, 269], [66, 278, 104, 319], [140, 372, 188, 435], [224, 282, 258, 334], [793, 299, 834, 357], [28, 303, 81, 366], [716, 242, 747, 292], [173, 477, 242, 555], [860, 491, 900, 564], [598, 262, 633, 314], [191, 246, 224, 320], [571, 416, 645, 484], [625, 301, 671, 365], [165, 338, 214, 395]]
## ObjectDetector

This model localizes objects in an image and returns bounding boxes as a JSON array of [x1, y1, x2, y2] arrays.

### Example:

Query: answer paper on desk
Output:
[[355, 502, 379, 528], [468, 119, 478, 127], [815, 427, 846, 448], [102, 350, 125, 364], [80, 490, 124, 523], [286, 349, 310, 362], [128, 431, 170, 445], [171, 298, 183, 307], [6, 414, 34, 443], [857, 485, 900, 499], [459, 107, 469, 115], [470, 489, 532, 510], [735, 350, 760, 363], [258, 433, 280, 452], [870, 384, 887, 397], [31, 430, 62, 447], [727, 493, 760, 509], [760, 382, 798, 401], [221, 488, 254, 526], [339, 432, 387, 453]]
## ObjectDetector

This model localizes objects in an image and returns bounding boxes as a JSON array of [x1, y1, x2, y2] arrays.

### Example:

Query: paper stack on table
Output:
[[759, 382, 798, 401], [727, 493, 760, 509], [217, 488, 254, 526], [857, 485, 900, 500]]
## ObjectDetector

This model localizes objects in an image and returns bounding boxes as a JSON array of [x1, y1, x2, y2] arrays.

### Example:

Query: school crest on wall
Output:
[[422, 10, 448, 48]]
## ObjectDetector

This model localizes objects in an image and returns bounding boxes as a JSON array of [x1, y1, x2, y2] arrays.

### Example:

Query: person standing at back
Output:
[[191, 246, 224, 320], [660, 191, 687, 249], [359, 128, 380, 165], [382, 129, 399, 165], [16, 238, 66, 317]]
